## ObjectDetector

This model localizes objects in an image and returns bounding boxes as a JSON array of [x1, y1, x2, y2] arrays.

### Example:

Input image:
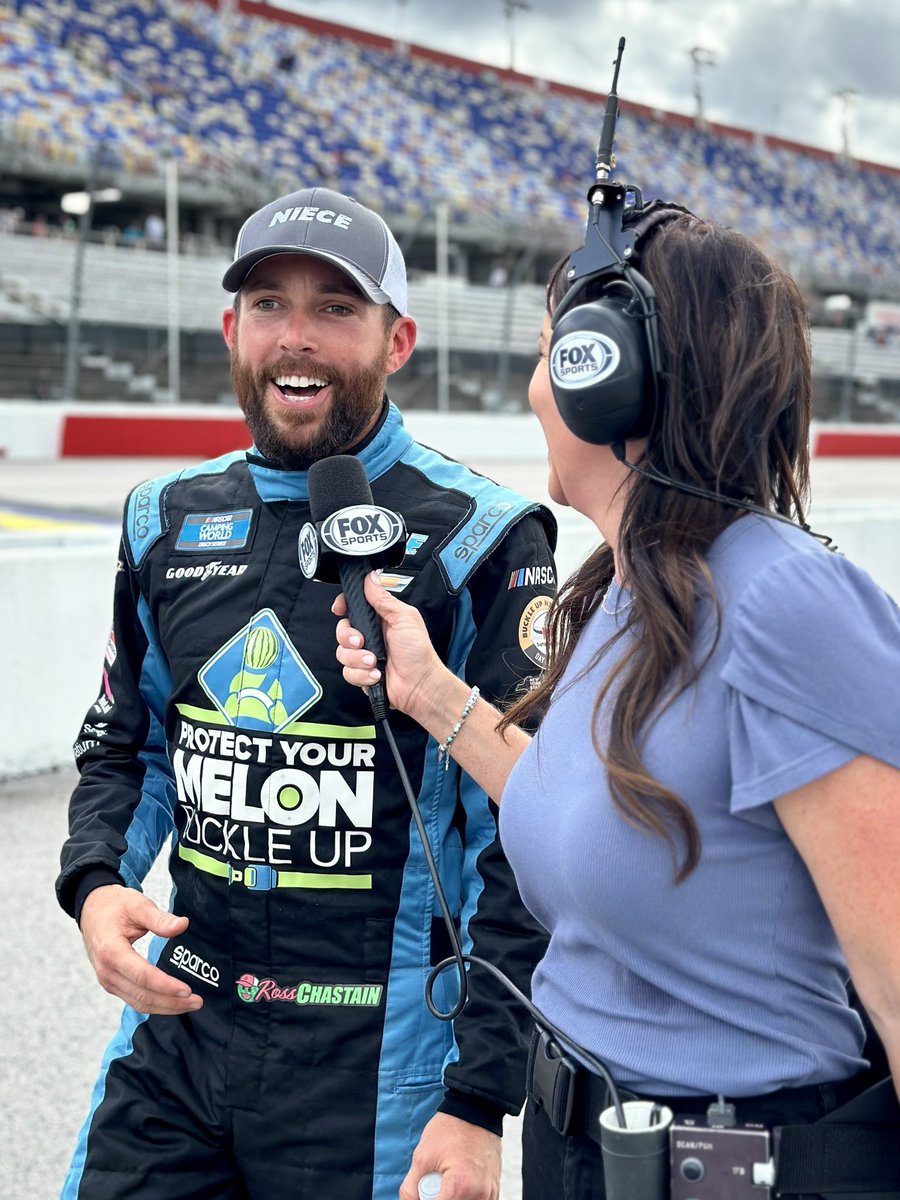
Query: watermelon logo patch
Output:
[[197, 609, 322, 732]]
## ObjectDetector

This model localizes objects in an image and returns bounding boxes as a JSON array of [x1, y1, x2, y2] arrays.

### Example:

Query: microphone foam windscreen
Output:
[[307, 455, 374, 523]]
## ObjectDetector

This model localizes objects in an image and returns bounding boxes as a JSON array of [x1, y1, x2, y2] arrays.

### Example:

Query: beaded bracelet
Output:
[[436, 686, 480, 771]]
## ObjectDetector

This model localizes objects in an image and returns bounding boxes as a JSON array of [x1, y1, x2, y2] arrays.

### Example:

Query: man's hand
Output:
[[400, 1113, 501, 1200], [79, 884, 203, 1015]]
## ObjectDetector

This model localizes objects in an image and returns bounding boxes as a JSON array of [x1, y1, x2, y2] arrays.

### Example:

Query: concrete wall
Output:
[[2, 404, 899, 779], [810, 504, 900, 599], [3, 504, 899, 781], [2, 532, 119, 778], [3, 401, 900, 460]]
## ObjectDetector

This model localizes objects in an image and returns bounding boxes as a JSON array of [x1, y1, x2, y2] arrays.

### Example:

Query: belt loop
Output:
[[816, 1080, 836, 1116]]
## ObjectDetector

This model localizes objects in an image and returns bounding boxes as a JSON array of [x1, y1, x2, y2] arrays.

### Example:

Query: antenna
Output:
[[553, 36, 636, 317], [595, 37, 625, 182]]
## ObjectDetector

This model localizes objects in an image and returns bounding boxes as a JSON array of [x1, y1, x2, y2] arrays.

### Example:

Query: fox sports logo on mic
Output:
[[319, 504, 405, 556], [550, 331, 620, 389]]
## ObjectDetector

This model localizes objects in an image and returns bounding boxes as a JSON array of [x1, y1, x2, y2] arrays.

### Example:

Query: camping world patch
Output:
[[176, 510, 254, 552]]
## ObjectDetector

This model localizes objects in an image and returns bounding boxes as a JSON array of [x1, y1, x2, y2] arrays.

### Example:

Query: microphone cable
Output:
[[375, 713, 628, 1128], [611, 442, 840, 553], [306, 402, 624, 1125]]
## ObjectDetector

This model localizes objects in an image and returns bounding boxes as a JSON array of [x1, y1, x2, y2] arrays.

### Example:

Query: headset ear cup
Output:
[[549, 298, 656, 445]]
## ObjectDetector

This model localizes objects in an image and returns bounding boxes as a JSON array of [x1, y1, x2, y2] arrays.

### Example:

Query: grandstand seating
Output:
[[1, 231, 899, 419], [2, 0, 899, 417], [2, 0, 898, 292], [0, 230, 548, 345], [809, 328, 900, 420], [0, 1, 206, 176]]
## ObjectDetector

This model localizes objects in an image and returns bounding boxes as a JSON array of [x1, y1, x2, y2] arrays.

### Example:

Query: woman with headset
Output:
[[334, 208, 900, 1199]]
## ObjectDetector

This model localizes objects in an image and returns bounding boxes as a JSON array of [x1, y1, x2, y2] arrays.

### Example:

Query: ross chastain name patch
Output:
[[177, 510, 254, 553], [236, 974, 384, 1007]]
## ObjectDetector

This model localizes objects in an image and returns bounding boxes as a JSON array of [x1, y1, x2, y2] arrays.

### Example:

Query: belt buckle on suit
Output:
[[227, 864, 279, 890]]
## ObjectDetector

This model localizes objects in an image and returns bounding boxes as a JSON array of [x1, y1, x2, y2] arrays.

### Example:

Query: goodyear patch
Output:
[[177, 509, 254, 553]]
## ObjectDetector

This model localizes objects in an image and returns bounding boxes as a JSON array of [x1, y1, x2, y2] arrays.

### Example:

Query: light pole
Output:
[[164, 151, 181, 404], [60, 147, 121, 402], [503, 0, 530, 72], [494, 239, 541, 410], [435, 201, 450, 413], [688, 46, 716, 127], [395, 0, 409, 44], [833, 87, 858, 160]]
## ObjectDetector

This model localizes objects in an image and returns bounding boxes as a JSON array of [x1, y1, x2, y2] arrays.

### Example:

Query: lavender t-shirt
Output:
[[500, 515, 900, 1096]]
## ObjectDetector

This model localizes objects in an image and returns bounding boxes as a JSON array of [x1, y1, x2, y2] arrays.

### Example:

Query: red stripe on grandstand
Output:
[[61, 416, 252, 458], [815, 429, 900, 457]]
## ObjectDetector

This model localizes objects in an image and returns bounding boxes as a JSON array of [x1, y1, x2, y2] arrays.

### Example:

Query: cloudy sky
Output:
[[272, 0, 899, 169]]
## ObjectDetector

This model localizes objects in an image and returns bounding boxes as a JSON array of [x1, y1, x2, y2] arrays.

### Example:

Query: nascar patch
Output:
[[176, 509, 254, 553], [508, 565, 556, 589]]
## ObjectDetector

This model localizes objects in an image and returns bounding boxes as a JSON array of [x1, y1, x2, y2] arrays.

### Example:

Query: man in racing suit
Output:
[[56, 187, 556, 1200]]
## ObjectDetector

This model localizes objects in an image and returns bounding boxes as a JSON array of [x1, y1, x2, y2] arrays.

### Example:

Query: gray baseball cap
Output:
[[222, 187, 407, 314]]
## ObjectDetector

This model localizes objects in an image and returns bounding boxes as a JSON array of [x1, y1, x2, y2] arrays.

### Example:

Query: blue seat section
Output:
[[4, 0, 899, 283]]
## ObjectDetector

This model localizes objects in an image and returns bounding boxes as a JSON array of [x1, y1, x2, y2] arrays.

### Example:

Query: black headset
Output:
[[548, 196, 694, 447], [548, 190, 837, 542], [546, 40, 834, 546], [547, 39, 706, 453]]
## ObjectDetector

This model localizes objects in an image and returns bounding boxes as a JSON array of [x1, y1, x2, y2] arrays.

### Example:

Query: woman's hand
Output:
[[335, 572, 531, 800], [333, 571, 449, 722]]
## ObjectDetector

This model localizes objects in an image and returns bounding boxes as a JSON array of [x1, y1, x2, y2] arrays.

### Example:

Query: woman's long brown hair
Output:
[[500, 216, 813, 881]]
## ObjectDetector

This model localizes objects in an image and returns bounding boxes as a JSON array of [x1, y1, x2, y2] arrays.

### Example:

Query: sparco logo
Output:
[[320, 505, 404, 557], [166, 562, 249, 582], [131, 481, 154, 540], [550, 332, 620, 390], [268, 206, 352, 230], [171, 945, 220, 987], [453, 502, 514, 563]]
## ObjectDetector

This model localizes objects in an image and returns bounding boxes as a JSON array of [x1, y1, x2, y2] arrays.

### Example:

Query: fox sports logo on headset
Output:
[[550, 331, 620, 390]]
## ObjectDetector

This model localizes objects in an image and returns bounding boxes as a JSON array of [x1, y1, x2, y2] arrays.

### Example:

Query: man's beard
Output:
[[231, 340, 390, 469]]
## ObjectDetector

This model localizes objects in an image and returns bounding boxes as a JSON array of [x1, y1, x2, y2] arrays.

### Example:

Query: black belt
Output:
[[526, 1027, 900, 1195]]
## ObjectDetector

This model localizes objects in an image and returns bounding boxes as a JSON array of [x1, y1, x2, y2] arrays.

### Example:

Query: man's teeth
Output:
[[274, 375, 328, 388]]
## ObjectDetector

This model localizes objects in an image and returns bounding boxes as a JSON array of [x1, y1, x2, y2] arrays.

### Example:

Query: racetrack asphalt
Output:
[[0, 766, 524, 1200]]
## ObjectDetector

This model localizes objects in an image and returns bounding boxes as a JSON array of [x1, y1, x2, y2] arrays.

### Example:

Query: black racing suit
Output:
[[57, 402, 557, 1200]]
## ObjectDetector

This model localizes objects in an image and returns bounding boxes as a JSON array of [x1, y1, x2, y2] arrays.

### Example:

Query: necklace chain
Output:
[[600, 586, 634, 617]]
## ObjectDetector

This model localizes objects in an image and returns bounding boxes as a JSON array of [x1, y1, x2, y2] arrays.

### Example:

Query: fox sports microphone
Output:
[[306, 455, 407, 721]]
